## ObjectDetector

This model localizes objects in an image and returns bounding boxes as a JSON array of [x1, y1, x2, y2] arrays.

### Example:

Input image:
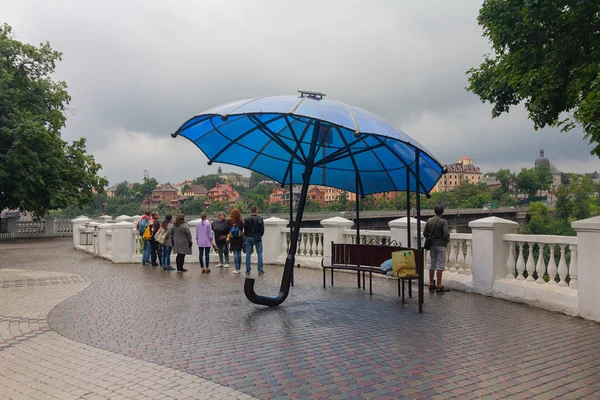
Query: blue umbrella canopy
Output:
[[173, 92, 443, 195]]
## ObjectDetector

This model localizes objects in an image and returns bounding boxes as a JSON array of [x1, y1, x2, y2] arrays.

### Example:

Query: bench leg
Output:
[[401, 279, 405, 304], [357, 271, 360, 288], [369, 272, 372, 295], [409, 280, 413, 298], [331, 268, 334, 286], [397, 279, 401, 297], [323, 268, 326, 289], [362, 271, 366, 291]]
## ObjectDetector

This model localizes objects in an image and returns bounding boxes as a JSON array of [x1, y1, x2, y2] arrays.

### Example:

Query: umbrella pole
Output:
[[244, 121, 321, 306], [406, 167, 411, 248], [355, 172, 361, 288], [289, 161, 294, 287], [415, 150, 424, 313]]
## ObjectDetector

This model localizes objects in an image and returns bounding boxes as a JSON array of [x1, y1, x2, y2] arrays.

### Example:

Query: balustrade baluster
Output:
[[516, 243, 525, 280], [557, 244, 569, 287], [308, 233, 315, 256], [525, 242, 536, 282], [464, 240, 473, 274], [569, 245, 578, 289], [448, 240, 457, 272], [547, 245, 558, 285], [535, 243, 546, 284], [457, 240, 465, 274], [302, 232, 308, 255], [505, 241, 515, 279], [282, 232, 289, 254]]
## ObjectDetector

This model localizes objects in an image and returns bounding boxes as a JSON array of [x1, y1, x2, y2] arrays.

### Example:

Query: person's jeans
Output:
[[142, 240, 151, 264], [161, 246, 172, 267], [217, 242, 229, 265], [245, 236, 263, 272], [151, 240, 162, 265], [198, 247, 210, 269], [233, 250, 242, 271]]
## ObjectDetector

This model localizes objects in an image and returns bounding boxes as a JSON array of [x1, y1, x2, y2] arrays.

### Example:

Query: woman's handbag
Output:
[[154, 227, 167, 244]]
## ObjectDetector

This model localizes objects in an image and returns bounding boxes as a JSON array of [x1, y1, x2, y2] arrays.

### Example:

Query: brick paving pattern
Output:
[[1, 238, 600, 399]]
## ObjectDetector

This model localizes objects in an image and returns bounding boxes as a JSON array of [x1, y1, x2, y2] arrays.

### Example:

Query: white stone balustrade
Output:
[[69, 213, 600, 322]]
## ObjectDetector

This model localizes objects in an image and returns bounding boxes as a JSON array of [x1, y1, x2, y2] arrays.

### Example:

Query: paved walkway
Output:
[[1, 238, 600, 399]]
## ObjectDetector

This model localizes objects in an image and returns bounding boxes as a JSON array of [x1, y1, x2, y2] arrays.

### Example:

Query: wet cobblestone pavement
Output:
[[2, 237, 600, 399]]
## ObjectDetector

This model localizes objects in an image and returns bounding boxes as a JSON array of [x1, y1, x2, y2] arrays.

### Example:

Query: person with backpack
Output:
[[172, 213, 192, 272], [423, 205, 451, 292], [228, 208, 244, 274], [244, 205, 265, 275], [138, 210, 152, 265], [150, 212, 162, 267], [158, 214, 175, 271], [211, 211, 230, 268], [196, 212, 216, 273]]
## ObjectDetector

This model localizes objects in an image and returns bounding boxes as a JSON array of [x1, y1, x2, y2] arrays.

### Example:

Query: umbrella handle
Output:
[[244, 254, 294, 307]]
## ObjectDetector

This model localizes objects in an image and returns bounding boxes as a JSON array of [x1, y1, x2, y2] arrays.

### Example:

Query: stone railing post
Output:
[[572, 217, 600, 322], [389, 217, 426, 248], [263, 217, 288, 264], [321, 217, 353, 259], [97, 223, 112, 258], [71, 216, 91, 248], [44, 217, 56, 236], [111, 222, 135, 263], [97, 215, 113, 224], [6, 218, 18, 238], [114, 215, 132, 223], [188, 219, 201, 263], [469, 217, 519, 294]]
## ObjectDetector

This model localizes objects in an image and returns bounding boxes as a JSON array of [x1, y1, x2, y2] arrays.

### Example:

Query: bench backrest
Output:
[[331, 242, 423, 268]]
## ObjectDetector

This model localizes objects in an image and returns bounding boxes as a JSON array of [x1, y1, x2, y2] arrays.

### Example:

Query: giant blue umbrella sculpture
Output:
[[171, 91, 444, 311]]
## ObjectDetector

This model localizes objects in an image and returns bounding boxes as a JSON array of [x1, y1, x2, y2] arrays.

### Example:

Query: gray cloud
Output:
[[2, 0, 597, 184]]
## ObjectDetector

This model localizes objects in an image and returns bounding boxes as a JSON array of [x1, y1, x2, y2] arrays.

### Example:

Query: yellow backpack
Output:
[[142, 220, 153, 240]]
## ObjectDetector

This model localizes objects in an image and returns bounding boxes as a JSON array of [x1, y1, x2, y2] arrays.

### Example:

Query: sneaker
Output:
[[217, 264, 224, 268], [232, 270, 240, 274], [178, 268, 188, 272], [167, 266, 175, 271], [245, 271, 250, 275], [223, 264, 229, 268], [436, 286, 450, 293], [258, 270, 265, 275]]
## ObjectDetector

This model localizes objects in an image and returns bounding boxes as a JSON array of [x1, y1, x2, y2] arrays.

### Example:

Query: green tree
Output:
[[554, 184, 572, 221], [115, 182, 131, 198], [268, 202, 284, 213], [467, 1, 600, 156], [571, 177, 593, 220], [249, 171, 269, 187], [338, 191, 349, 210], [535, 165, 554, 193], [0, 24, 107, 216], [516, 168, 541, 199], [140, 178, 158, 200], [180, 198, 206, 216], [193, 174, 224, 190], [496, 169, 517, 197]]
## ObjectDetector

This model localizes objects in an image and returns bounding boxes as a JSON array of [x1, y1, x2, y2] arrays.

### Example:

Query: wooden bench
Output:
[[321, 242, 423, 304]]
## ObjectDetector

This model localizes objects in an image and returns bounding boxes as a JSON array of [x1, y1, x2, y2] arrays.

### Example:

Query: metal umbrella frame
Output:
[[171, 91, 444, 311]]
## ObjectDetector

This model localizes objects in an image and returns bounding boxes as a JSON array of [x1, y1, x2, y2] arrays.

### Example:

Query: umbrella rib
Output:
[[371, 136, 429, 194], [357, 136, 399, 192], [314, 136, 369, 167], [314, 142, 386, 167], [248, 115, 305, 164], [247, 118, 298, 171], [333, 126, 364, 197], [283, 115, 307, 161]]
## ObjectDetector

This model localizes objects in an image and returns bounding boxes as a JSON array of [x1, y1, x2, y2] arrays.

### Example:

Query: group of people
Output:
[[136, 206, 265, 274]]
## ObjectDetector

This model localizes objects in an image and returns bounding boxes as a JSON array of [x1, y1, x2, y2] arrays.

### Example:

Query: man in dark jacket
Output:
[[244, 206, 265, 275], [423, 206, 450, 292]]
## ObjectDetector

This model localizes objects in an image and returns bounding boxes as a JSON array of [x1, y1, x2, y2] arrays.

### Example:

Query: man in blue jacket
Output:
[[244, 206, 265, 275]]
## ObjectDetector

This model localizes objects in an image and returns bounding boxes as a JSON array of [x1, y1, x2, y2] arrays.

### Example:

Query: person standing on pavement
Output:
[[196, 212, 216, 274], [160, 214, 175, 271], [172, 214, 192, 272], [138, 210, 152, 265], [150, 212, 162, 267], [423, 205, 451, 292], [244, 205, 265, 275], [228, 208, 244, 274], [212, 211, 230, 269]]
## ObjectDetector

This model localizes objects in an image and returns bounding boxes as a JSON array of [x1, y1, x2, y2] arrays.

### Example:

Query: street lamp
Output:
[[143, 170, 150, 210]]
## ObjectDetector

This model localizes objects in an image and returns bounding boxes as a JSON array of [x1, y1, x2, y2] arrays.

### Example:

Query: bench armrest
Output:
[[321, 256, 332, 268]]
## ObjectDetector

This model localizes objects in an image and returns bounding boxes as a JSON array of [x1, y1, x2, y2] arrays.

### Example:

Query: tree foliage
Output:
[[193, 174, 223, 189], [467, 0, 600, 156], [0, 23, 107, 216]]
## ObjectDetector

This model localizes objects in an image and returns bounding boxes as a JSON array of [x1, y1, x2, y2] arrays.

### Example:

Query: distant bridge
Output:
[[264, 207, 529, 231]]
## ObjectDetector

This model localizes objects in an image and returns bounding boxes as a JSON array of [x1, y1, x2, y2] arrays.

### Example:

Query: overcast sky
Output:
[[2, 0, 598, 185]]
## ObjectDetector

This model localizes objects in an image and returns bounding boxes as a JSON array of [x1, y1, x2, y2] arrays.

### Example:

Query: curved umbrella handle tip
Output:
[[170, 132, 178, 138]]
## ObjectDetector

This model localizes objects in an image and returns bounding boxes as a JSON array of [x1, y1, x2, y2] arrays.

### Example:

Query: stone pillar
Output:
[[44, 217, 56, 236], [469, 217, 519, 294], [389, 217, 426, 248], [71, 216, 91, 248], [97, 223, 112, 258], [321, 217, 354, 259], [114, 215, 131, 223], [572, 217, 600, 322], [188, 219, 201, 263], [263, 217, 288, 264], [97, 215, 113, 224], [111, 222, 136, 263], [6, 218, 18, 237]]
